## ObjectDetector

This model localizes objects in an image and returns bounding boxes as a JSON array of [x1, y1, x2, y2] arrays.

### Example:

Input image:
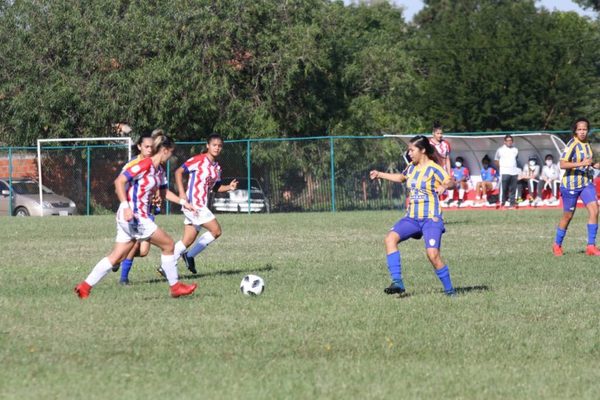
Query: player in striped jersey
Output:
[[169, 134, 238, 275], [429, 121, 451, 174], [370, 135, 457, 296], [113, 132, 155, 284], [553, 118, 600, 256], [75, 131, 198, 298]]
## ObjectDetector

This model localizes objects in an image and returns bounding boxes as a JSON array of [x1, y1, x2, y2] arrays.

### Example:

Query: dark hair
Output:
[[482, 155, 491, 163], [456, 156, 464, 163], [207, 133, 224, 144], [571, 117, 590, 134], [504, 134, 513, 140], [545, 154, 554, 160], [136, 131, 153, 146], [432, 121, 442, 130], [409, 135, 435, 158], [151, 129, 175, 154]]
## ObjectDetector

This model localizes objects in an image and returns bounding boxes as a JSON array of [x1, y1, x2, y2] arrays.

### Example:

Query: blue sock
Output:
[[386, 251, 404, 289], [435, 265, 454, 294], [587, 224, 598, 246], [120, 258, 134, 282], [555, 228, 567, 246]]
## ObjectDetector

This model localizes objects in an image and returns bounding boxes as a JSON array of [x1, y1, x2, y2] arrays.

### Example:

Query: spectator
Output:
[[540, 154, 561, 206], [444, 156, 470, 207], [474, 155, 498, 206], [429, 121, 451, 174], [494, 135, 519, 209], [518, 156, 541, 206]]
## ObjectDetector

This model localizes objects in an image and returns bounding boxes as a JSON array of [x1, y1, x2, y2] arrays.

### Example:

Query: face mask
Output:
[[455, 162, 462, 168], [545, 160, 553, 166], [529, 160, 536, 167]]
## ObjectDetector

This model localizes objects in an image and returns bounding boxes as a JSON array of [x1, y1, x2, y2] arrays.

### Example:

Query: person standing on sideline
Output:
[[428, 121, 451, 174], [494, 134, 519, 209], [74, 130, 198, 298], [553, 118, 600, 256], [161, 134, 238, 276], [369, 135, 456, 297]]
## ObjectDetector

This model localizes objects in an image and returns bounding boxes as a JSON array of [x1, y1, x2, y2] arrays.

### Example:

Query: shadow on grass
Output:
[[454, 285, 490, 294], [140, 263, 275, 285]]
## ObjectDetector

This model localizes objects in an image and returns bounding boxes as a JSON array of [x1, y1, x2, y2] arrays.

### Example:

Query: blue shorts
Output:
[[560, 184, 597, 212], [390, 216, 446, 249]]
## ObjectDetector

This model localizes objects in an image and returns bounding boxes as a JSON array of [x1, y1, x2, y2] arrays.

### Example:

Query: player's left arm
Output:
[[216, 178, 238, 192], [162, 188, 193, 211]]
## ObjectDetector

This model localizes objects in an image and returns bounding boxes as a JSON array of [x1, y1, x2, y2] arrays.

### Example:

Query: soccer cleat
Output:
[[552, 243, 563, 256], [119, 279, 130, 286], [111, 263, 120, 272], [156, 267, 166, 279], [170, 282, 198, 298], [445, 289, 457, 297], [181, 251, 197, 274], [74, 281, 92, 299], [384, 281, 406, 295], [585, 245, 600, 256]]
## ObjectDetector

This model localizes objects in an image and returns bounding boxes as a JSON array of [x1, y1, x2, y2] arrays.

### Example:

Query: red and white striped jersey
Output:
[[429, 138, 451, 171], [181, 153, 222, 208], [121, 158, 167, 218]]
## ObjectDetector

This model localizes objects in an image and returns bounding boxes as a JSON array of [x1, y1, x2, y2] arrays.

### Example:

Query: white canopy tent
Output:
[[386, 133, 567, 178]]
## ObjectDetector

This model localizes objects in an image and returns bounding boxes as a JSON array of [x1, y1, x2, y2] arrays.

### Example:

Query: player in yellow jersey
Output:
[[553, 118, 600, 256], [370, 135, 456, 296]]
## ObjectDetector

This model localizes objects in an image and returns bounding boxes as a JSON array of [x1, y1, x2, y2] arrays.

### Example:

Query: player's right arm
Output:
[[174, 166, 187, 201], [114, 174, 133, 221], [369, 170, 406, 183]]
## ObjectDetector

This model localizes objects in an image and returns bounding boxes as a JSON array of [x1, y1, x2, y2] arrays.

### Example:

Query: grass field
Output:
[[1, 209, 599, 399]]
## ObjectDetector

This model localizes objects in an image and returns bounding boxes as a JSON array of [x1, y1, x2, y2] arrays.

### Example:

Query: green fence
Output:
[[0, 131, 596, 216]]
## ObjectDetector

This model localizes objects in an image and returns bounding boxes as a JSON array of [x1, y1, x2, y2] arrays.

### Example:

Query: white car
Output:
[[210, 178, 269, 213], [0, 178, 77, 216]]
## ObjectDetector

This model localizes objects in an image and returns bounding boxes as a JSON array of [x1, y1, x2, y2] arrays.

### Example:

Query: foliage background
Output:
[[1, 0, 599, 146]]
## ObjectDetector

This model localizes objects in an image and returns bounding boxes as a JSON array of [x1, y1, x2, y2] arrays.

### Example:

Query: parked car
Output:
[[0, 178, 77, 216], [210, 177, 270, 213]]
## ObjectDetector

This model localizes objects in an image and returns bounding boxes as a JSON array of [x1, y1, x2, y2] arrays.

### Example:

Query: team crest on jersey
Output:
[[131, 165, 141, 174]]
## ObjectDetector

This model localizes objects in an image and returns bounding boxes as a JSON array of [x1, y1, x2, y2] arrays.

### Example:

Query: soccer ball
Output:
[[240, 275, 265, 296]]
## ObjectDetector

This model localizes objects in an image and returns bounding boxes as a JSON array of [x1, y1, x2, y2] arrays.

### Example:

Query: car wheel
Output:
[[14, 207, 30, 217]]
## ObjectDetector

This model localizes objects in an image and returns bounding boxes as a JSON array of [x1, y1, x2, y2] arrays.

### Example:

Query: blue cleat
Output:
[[181, 251, 197, 274]]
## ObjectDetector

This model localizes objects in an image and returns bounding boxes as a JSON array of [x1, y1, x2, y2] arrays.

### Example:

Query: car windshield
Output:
[[11, 182, 53, 195]]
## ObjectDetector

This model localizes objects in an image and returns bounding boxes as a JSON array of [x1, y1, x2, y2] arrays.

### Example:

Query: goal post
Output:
[[36, 137, 132, 216]]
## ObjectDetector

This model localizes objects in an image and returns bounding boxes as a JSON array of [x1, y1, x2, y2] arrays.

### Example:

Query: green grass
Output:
[[1, 210, 599, 399]]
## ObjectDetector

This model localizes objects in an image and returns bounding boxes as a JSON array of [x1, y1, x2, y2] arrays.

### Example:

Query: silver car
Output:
[[0, 178, 77, 216], [210, 178, 270, 213]]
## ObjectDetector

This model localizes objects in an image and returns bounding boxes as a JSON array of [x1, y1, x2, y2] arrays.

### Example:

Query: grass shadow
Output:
[[139, 263, 275, 285], [454, 285, 490, 294]]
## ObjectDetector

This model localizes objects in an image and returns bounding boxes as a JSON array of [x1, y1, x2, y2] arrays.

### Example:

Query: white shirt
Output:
[[541, 163, 560, 181], [494, 145, 519, 175]]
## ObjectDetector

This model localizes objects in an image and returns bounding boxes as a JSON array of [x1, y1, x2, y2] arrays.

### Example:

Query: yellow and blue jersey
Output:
[[560, 138, 594, 190], [405, 160, 451, 219]]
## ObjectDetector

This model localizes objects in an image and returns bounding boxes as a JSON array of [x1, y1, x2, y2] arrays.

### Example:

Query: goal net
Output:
[[36, 137, 132, 216]]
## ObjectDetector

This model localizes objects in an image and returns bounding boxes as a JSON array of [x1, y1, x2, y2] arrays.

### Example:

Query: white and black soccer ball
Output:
[[240, 274, 265, 296]]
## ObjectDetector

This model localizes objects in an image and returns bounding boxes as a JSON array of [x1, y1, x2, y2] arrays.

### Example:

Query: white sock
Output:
[[446, 190, 454, 201], [161, 254, 179, 286], [85, 257, 113, 286], [187, 232, 216, 258], [174, 240, 187, 260], [458, 189, 465, 200]]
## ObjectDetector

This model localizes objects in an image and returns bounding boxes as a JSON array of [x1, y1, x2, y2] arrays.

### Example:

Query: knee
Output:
[[210, 227, 222, 239], [384, 233, 398, 249], [162, 239, 175, 254]]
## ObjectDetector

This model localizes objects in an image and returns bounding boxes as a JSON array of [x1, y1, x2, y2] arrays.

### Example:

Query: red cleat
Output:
[[552, 243, 563, 256], [74, 281, 92, 299], [170, 282, 198, 298], [585, 245, 600, 256]]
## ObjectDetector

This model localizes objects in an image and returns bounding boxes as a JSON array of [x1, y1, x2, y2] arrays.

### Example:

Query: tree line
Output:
[[0, 0, 599, 146]]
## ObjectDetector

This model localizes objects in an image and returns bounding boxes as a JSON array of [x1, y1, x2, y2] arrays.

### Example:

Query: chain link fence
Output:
[[1, 131, 597, 216]]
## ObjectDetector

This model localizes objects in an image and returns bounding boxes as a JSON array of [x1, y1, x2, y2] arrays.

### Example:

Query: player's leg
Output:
[[423, 219, 455, 296], [182, 219, 221, 273], [581, 185, 599, 255], [383, 218, 420, 295], [119, 241, 141, 285], [150, 227, 197, 297], [75, 241, 136, 298], [554, 187, 578, 256]]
